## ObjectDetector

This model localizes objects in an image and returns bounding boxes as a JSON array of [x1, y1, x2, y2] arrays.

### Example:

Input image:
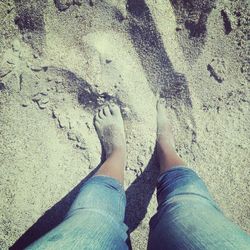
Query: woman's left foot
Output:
[[94, 104, 126, 159]]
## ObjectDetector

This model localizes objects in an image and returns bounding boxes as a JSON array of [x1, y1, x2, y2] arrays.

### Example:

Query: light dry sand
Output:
[[0, 0, 249, 249]]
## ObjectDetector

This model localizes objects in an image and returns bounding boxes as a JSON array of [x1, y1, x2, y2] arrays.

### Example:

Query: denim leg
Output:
[[148, 166, 250, 250], [26, 176, 128, 250]]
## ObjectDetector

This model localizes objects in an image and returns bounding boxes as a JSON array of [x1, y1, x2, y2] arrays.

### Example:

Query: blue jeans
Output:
[[26, 167, 250, 250]]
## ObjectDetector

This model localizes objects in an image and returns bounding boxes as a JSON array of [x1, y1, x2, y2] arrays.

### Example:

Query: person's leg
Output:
[[94, 104, 126, 184], [148, 100, 250, 250], [156, 99, 185, 173], [26, 104, 128, 250]]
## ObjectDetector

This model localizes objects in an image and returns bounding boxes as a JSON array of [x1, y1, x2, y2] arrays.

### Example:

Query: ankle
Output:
[[157, 138, 175, 152], [106, 147, 126, 160], [157, 145, 185, 172]]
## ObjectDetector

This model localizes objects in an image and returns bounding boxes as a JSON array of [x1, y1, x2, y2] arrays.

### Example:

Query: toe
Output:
[[94, 114, 100, 127], [94, 112, 99, 121], [103, 106, 111, 116], [98, 108, 105, 119], [110, 103, 121, 116], [94, 113, 100, 123], [157, 99, 166, 111], [94, 120, 100, 127]]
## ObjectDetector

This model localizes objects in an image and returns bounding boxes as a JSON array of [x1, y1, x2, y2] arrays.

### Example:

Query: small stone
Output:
[[7, 7, 14, 14], [115, 11, 125, 22], [67, 131, 78, 141], [105, 59, 112, 64], [68, 121, 72, 129], [76, 134, 86, 144], [0, 82, 6, 91], [37, 97, 49, 109], [30, 65, 43, 72], [26, 61, 31, 68], [51, 108, 58, 118], [176, 26, 182, 31], [18, 52, 24, 60], [85, 122, 91, 130], [33, 53, 39, 59], [76, 142, 86, 150], [149, 145, 155, 153], [221, 9, 235, 35], [32, 93, 49, 109], [12, 39, 21, 52], [207, 58, 226, 83], [0, 64, 13, 78], [137, 155, 144, 167], [7, 59, 15, 65], [46, 76, 52, 82], [32, 92, 47, 102], [57, 116, 68, 128], [54, 0, 82, 10], [55, 79, 63, 84]]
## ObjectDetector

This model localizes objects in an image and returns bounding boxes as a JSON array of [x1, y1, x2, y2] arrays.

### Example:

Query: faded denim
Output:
[[26, 167, 250, 250], [26, 176, 128, 250], [148, 166, 250, 250]]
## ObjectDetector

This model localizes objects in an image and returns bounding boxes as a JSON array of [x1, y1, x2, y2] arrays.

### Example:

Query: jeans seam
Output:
[[91, 175, 124, 188]]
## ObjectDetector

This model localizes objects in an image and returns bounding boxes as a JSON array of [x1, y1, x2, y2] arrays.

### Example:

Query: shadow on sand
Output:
[[10, 149, 159, 250], [127, 0, 192, 107]]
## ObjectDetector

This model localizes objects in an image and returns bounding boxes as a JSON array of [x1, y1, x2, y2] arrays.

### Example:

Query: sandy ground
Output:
[[0, 0, 249, 249]]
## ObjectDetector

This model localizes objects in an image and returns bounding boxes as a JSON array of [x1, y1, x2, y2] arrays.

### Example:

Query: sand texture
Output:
[[0, 0, 249, 249]]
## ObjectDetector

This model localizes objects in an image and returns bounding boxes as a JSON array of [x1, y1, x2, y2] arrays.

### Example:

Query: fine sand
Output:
[[0, 0, 249, 249]]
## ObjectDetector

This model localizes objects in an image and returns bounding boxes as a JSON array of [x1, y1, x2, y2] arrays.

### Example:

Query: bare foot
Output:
[[156, 99, 185, 173], [94, 104, 126, 159], [157, 99, 175, 148]]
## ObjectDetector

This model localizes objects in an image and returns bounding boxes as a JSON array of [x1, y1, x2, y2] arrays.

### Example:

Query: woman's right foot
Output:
[[156, 99, 185, 173], [157, 99, 175, 148]]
